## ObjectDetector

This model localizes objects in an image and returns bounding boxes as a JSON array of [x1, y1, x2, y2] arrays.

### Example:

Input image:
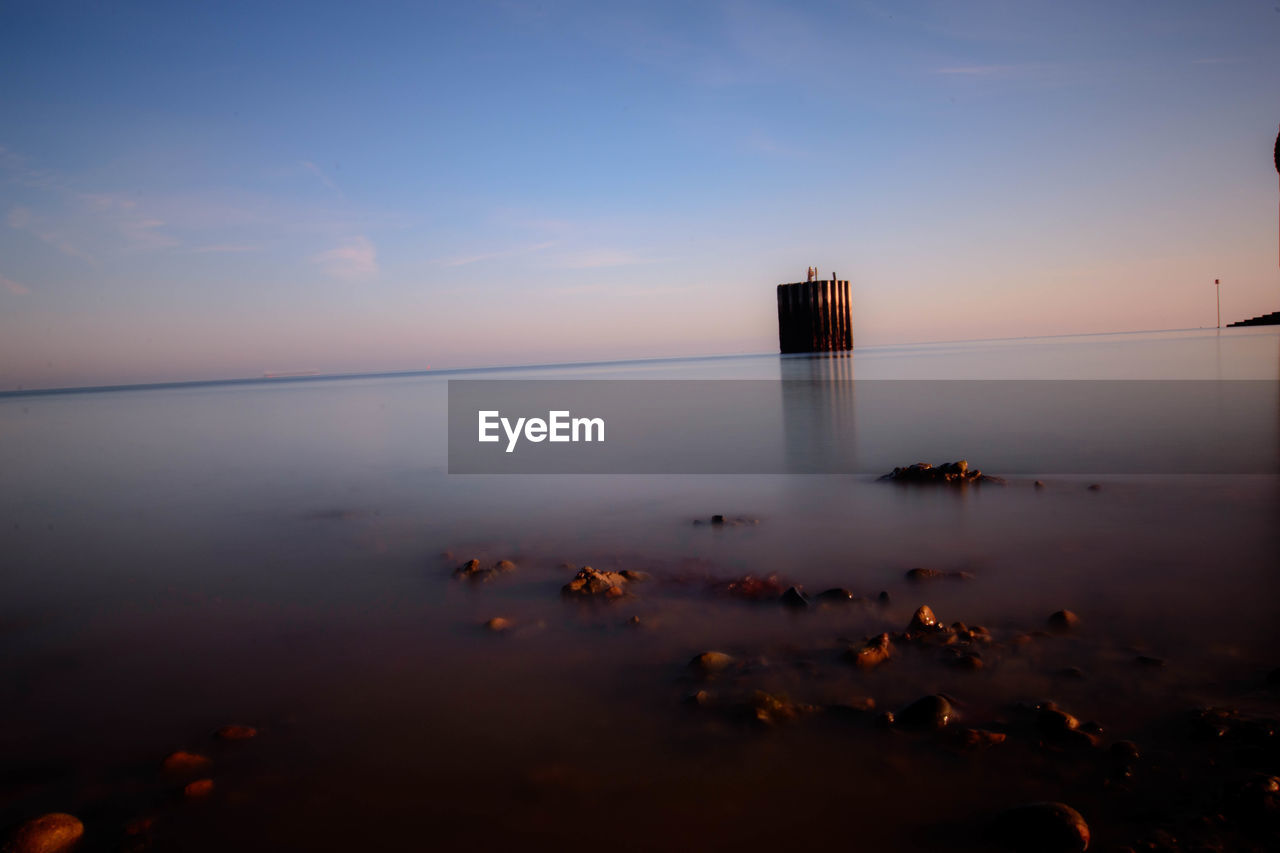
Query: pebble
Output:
[[990, 801, 1090, 853], [688, 651, 735, 676], [1047, 610, 1079, 632], [897, 694, 954, 730], [483, 617, 513, 633], [909, 605, 938, 631], [3, 813, 83, 853], [847, 633, 892, 670], [184, 778, 214, 798]]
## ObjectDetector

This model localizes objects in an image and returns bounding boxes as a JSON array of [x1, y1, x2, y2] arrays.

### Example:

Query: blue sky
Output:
[[2, 0, 1278, 388]]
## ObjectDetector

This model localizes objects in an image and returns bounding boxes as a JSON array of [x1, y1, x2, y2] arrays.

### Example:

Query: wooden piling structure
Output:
[[777, 279, 852, 353]]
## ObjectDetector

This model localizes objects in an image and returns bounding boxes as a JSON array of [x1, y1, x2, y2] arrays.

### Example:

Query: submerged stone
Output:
[[897, 694, 954, 730], [3, 813, 83, 853], [846, 633, 892, 670], [561, 567, 631, 599], [1047, 610, 1079, 632], [688, 651, 735, 677], [990, 802, 1090, 853]]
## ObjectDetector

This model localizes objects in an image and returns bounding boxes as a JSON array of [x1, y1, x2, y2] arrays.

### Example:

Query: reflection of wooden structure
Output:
[[777, 279, 852, 353]]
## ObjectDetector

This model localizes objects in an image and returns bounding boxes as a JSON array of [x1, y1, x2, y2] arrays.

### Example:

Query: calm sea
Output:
[[2, 326, 1277, 851]]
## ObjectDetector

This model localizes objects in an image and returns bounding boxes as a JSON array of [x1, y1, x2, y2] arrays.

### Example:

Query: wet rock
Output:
[[3, 813, 83, 853], [688, 651, 735, 677], [897, 694, 954, 731], [1235, 774, 1279, 825], [1047, 610, 1079, 632], [1109, 740, 1140, 763], [162, 751, 210, 772], [750, 691, 813, 727], [1036, 705, 1080, 738], [453, 558, 514, 583], [877, 590, 891, 605], [906, 568, 975, 583], [711, 514, 725, 525], [685, 689, 712, 707], [1034, 480, 1045, 489], [214, 725, 257, 740], [483, 617, 513, 633], [958, 728, 1007, 748], [779, 586, 809, 608], [1134, 655, 1165, 668], [909, 605, 939, 632], [1086, 483, 1101, 491], [711, 574, 787, 602], [184, 779, 214, 798], [880, 460, 1003, 485], [846, 633, 892, 670], [990, 802, 1090, 853], [561, 567, 632, 599], [816, 587, 855, 604]]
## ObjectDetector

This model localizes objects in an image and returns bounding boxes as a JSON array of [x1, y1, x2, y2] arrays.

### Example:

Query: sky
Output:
[[1, 0, 1278, 390]]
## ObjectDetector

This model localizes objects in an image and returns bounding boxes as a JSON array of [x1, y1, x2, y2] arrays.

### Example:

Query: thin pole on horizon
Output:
[[1216, 278, 1220, 329]]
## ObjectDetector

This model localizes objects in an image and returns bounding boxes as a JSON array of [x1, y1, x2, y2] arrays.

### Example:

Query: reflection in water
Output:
[[780, 352, 857, 473]]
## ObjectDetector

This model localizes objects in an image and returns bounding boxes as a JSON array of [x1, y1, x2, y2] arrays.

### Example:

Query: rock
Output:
[[1037, 706, 1080, 738], [1047, 610, 1079, 632], [561, 567, 631, 599], [750, 691, 811, 726], [1134, 655, 1165, 668], [494, 559, 517, 572], [816, 587, 855, 603], [779, 586, 809, 608], [877, 590, 891, 605], [711, 574, 787, 601], [846, 633, 892, 670], [906, 568, 974, 583], [184, 778, 214, 798], [1086, 483, 1101, 491], [990, 802, 1090, 853], [711, 515, 725, 525], [3, 813, 83, 853], [898, 694, 954, 731], [1109, 740, 1140, 763], [483, 617, 513, 632], [162, 750, 210, 772], [958, 728, 1007, 748], [1034, 480, 1045, 488], [619, 570, 650, 582], [214, 725, 257, 740], [688, 651, 735, 677], [685, 689, 712, 707], [880, 460, 1002, 485], [909, 605, 939, 632]]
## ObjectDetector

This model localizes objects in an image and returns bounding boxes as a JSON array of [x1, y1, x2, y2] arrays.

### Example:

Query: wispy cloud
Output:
[[6, 205, 95, 261], [299, 160, 343, 195], [0, 273, 31, 296], [315, 235, 378, 280]]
